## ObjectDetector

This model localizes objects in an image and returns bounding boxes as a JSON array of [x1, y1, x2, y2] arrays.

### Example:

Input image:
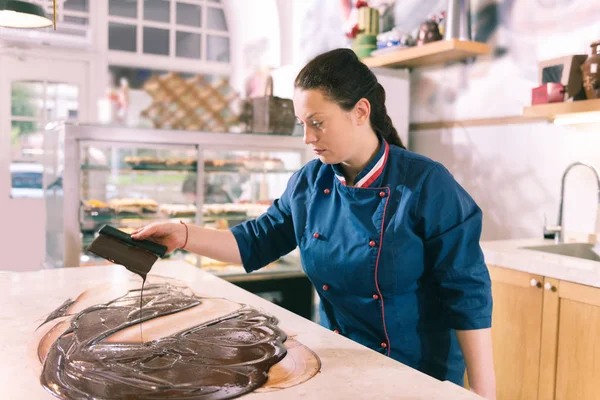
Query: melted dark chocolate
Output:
[[40, 283, 287, 400], [140, 276, 145, 343], [38, 298, 74, 328], [87, 228, 158, 344]]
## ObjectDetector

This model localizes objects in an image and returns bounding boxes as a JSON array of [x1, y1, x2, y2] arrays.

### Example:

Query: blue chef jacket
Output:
[[231, 140, 493, 385]]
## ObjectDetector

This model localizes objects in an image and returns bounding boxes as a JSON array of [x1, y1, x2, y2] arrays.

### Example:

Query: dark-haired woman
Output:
[[133, 48, 496, 399]]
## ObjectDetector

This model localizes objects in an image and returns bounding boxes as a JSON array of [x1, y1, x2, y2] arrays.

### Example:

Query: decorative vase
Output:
[[581, 40, 600, 100], [353, 33, 378, 59], [357, 6, 379, 36], [416, 19, 442, 46]]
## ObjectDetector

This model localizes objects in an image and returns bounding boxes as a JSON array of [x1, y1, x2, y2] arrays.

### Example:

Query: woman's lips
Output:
[[313, 149, 326, 155]]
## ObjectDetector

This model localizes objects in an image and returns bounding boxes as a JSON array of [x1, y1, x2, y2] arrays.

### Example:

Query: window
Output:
[[10, 80, 79, 198], [52, 0, 91, 37], [107, 0, 230, 62]]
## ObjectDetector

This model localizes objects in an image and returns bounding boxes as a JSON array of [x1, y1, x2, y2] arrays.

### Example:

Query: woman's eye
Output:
[[312, 121, 322, 128]]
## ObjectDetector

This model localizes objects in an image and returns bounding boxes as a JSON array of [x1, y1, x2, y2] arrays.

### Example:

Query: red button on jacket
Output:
[[381, 342, 387, 349], [369, 240, 376, 247], [373, 294, 379, 300], [379, 191, 386, 197], [322, 284, 329, 291], [324, 188, 331, 195], [313, 232, 320, 239]]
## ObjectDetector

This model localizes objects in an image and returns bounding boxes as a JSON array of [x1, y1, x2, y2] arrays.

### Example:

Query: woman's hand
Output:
[[131, 222, 186, 254]]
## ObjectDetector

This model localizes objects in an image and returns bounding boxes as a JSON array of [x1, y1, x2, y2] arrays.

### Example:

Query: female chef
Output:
[[132, 48, 496, 399]]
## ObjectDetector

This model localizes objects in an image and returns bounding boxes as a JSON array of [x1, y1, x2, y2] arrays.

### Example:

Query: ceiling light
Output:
[[0, 0, 52, 29]]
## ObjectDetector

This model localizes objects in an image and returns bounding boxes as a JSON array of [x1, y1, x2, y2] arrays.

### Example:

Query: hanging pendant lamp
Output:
[[0, 0, 55, 29]]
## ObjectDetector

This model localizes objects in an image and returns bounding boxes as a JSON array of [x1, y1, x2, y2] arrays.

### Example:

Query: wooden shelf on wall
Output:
[[410, 115, 546, 131], [361, 39, 490, 69], [522, 99, 600, 122]]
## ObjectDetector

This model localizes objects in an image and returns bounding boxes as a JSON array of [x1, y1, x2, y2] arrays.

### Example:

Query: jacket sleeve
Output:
[[412, 164, 493, 330], [229, 171, 300, 273]]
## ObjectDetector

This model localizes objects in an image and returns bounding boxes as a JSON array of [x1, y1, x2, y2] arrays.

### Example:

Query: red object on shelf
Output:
[[346, 23, 361, 39], [531, 83, 566, 105]]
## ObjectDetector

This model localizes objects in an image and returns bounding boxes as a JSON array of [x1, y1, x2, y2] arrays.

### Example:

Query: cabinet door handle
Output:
[[544, 282, 554, 291], [530, 278, 541, 288]]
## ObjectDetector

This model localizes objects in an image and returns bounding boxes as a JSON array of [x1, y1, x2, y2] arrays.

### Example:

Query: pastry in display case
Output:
[[82, 199, 113, 218], [108, 198, 159, 215], [159, 203, 197, 217], [241, 157, 286, 171], [124, 156, 198, 169]]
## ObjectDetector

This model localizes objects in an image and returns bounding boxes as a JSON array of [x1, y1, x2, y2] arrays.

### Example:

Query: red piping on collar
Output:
[[336, 175, 347, 186], [334, 141, 389, 188], [356, 141, 389, 188]]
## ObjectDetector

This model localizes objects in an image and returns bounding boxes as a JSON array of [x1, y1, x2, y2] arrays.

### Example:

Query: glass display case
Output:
[[44, 123, 312, 280]]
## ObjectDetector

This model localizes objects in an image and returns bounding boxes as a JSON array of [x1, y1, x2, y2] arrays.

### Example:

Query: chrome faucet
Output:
[[544, 161, 600, 243]]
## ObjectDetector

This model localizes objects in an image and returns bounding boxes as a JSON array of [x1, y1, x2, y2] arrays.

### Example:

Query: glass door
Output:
[[0, 55, 89, 270]]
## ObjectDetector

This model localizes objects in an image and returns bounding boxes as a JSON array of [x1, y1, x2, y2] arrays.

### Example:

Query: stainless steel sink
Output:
[[520, 242, 600, 262]]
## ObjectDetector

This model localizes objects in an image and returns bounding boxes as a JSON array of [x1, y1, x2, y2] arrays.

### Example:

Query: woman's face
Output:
[[293, 88, 363, 165]]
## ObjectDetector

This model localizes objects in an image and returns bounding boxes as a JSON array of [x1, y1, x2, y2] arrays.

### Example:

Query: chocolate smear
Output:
[[38, 298, 74, 328], [39, 282, 287, 400]]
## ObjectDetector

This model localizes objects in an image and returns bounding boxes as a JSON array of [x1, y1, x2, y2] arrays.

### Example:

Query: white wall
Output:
[[270, 0, 348, 100], [227, 0, 281, 96], [411, 123, 600, 241]]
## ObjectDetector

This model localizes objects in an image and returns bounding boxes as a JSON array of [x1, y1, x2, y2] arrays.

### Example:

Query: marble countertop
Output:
[[0, 261, 481, 400], [481, 233, 600, 288]]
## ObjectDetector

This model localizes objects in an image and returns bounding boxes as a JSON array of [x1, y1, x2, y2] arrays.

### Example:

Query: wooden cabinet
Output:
[[489, 265, 600, 400], [542, 279, 600, 400], [488, 266, 545, 400]]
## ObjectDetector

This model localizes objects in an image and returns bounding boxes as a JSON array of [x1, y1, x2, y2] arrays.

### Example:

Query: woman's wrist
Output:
[[178, 221, 189, 249]]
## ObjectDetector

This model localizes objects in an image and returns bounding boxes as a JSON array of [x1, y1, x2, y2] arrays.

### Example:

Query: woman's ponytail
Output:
[[368, 83, 405, 149]]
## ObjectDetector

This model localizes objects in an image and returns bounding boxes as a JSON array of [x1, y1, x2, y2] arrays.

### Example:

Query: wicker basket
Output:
[[249, 76, 296, 135]]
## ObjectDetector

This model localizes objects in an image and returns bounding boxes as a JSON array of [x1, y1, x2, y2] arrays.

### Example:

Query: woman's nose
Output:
[[303, 127, 317, 145]]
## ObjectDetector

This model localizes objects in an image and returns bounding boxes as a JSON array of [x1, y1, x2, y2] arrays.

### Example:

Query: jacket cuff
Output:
[[450, 315, 492, 331], [230, 225, 257, 273]]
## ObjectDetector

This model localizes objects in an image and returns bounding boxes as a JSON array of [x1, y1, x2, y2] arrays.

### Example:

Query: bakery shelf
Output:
[[211, 266, 306, 282], [203, 215, 251, 222], [83, 164, 196, 172], [204, 212, 249, 218], [361, 39, 490, 69], [82, 214, 196, 222], [81, 213, 258, 222], [522, 99, 600, 122], [207, 168, 298, 174], [80, 164, 297, 174], [186, 257, 304, 281]]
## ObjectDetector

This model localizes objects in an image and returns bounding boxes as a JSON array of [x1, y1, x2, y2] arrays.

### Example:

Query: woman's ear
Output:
[[354, 98, 371, 125]]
